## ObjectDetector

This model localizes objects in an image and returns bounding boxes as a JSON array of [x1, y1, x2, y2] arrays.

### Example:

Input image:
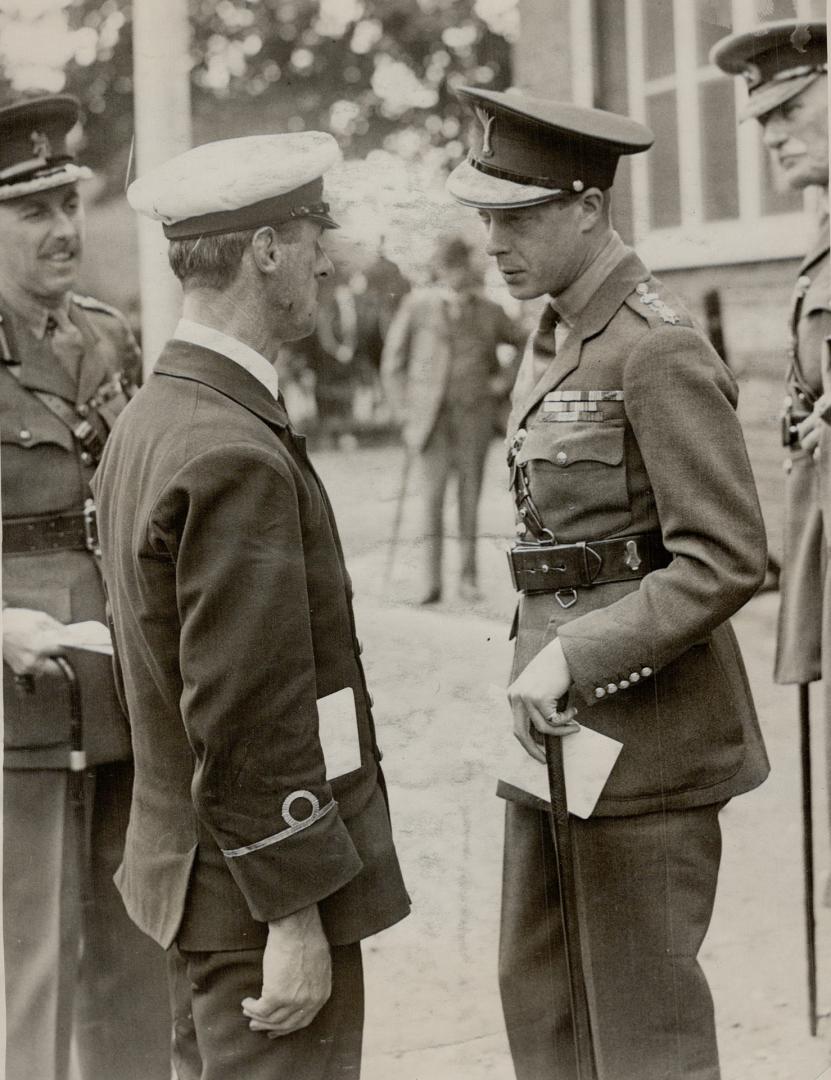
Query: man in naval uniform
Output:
[[92, 133, 410, 1080], [0, 95, 170, 1080], [712, 18, 831, 897], [446, 87, 770, 1080]]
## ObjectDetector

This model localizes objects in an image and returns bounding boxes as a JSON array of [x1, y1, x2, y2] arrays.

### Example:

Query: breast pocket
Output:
[[516, 421, 632, 539]]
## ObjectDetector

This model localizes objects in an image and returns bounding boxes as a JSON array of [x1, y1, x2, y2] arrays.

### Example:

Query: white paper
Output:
[[488, 684, 622, 818], [317, 686, 361, 780], [57, 621, 113, 656]]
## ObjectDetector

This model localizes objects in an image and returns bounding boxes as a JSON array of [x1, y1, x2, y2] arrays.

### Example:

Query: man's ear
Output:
[[577, 188, 605, 232], [251, 226, 278, 273]]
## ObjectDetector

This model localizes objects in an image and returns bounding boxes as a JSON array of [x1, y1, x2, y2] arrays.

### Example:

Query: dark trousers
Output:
[[420, 404, 492, 592], [169, 941, 364, 1080], [499, 801, 724, 1080], [3, 761, 171, 1080]]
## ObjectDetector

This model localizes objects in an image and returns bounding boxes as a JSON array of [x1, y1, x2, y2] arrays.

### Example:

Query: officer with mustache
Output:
[[0, 94, 170, 1080]]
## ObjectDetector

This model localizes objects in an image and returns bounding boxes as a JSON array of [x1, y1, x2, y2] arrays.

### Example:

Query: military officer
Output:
[[712, 18, 831, 896], [447, 87, 769, 1080], [0, 94, 170, 1080], [92, 133, 410, 1080]]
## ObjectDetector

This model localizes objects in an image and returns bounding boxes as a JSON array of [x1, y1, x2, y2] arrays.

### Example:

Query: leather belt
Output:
[[4, 500, 99, 556], [508, 532, 670, 595]]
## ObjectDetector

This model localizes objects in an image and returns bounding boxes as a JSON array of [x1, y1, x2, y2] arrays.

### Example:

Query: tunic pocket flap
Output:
[[515, 422, 624, 468]]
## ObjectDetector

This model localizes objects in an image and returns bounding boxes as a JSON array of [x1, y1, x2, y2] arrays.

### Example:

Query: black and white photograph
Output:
[[0, 1, 829, 1078]]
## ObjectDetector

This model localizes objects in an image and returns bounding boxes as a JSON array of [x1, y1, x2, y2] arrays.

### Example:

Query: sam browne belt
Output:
[[508, 532, 670, 594], [4, 500, 99, 556]]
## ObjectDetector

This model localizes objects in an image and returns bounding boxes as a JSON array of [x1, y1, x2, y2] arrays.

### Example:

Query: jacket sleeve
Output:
[[153, 444, 363, 923], [557, 325, 767, 705]]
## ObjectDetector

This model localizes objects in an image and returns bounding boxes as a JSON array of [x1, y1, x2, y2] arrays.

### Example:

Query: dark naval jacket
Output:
[[501, 250, 770, 816], [1, 294, 138, 769], [92, 339, 410, 951]]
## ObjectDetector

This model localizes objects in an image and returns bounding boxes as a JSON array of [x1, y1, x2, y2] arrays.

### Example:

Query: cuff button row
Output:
[[594, 667, 653, 698]]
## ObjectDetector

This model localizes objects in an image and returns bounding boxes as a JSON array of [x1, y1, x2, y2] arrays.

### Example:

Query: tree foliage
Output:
[[57, 0, 514, 194]]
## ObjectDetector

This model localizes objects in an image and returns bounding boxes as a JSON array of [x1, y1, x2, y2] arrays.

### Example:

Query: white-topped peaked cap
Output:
[[127, 132, 342, 239]]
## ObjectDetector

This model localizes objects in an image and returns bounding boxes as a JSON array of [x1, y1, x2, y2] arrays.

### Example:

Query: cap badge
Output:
[[474, 106, 495, 158], [30, 130, 52, 161], [791, 24, 812, 53]]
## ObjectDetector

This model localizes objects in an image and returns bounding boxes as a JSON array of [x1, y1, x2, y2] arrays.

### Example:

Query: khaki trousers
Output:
[[499, 800, 724, 1080]]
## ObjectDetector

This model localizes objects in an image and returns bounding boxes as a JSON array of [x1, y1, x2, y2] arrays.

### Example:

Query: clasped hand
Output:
[[507, 637, 579, 763], [242, 903, 332, 1038]]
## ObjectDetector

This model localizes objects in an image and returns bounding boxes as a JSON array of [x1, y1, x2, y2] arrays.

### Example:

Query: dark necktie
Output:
[[531, 302, 560, 383], [46, 310, 84, 387]]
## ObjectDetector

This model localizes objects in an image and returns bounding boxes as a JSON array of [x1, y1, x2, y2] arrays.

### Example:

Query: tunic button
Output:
[[640, 666, 653, 677], [80, 451, 93, 466], [594, 687, 606, 699], [516, 428, 527, 442], [619, 679, 630, 690], [515, 523, 527, 537], [77, 403, 89, 417], [555, 451, 568, 465], [629, 672, 640, 682], [606, 683, 618, 694], [18, 428, 31, 442]]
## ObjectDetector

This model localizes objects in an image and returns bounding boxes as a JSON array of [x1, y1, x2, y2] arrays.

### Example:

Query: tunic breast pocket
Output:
[[516, 421, 632, 539]]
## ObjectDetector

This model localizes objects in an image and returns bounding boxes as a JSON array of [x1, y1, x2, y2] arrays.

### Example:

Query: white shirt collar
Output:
[[173, 317, 280, 400]]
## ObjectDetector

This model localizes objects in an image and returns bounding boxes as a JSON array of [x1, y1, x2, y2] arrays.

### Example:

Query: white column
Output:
[[131, 0, 192, 375]]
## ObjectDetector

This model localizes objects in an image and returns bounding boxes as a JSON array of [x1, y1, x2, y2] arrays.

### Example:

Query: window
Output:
[[592, 0, 816, 268]]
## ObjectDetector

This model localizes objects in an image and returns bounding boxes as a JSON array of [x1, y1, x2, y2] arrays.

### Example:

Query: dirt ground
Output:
[[310, 439, 831, 1080]]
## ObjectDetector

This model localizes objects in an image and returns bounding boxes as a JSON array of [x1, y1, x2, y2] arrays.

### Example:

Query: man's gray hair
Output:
[[167, 229, 257, 290], [167, 218, 305, 290]]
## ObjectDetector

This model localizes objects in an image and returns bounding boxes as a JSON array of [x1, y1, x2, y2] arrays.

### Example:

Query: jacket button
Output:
[[619, 679, 630, 689], [640, 667, 653, 677], [555, 450, 568, 465], [606, 683, 617, 694], [629, 672, 640, 682], [80, 451, 93, 466], [594, 687, 606, 699], [19, 428, 31, 442]]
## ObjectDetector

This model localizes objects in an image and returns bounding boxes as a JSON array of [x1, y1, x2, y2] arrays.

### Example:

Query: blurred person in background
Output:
[[713, 18, 831, 898], [381, 234, 524, 603], [0, 93, 170, 1080]]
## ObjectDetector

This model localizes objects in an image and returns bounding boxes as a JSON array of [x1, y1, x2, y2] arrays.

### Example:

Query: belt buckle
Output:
[[573, 541, 602, 587], [83, 498, 100, 557]]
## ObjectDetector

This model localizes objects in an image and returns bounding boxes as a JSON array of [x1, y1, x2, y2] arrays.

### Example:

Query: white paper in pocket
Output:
[[317, 686, 361, 780]]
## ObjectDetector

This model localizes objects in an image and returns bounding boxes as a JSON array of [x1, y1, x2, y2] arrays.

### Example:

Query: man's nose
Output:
[[316, 248, 334, 278], [484, 225, 509, 258], [51, 211, 78, 239], [761, 119, 787, 149]]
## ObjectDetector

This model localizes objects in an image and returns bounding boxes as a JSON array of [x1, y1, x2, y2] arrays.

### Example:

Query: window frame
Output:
[[580, 0, 818, 269]]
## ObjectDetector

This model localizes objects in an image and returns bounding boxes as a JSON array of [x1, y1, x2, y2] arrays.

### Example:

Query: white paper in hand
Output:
[[57, 621, 113, 656], [489, 685, 622, 818], [317, 686, 361, 780]]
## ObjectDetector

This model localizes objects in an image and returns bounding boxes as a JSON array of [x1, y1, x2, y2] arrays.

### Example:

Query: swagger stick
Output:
[[799, 684, 818, 1036], [383, 448, 413, 586], [544, 728, 597, 1080], [56, 656, 92, 912]]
